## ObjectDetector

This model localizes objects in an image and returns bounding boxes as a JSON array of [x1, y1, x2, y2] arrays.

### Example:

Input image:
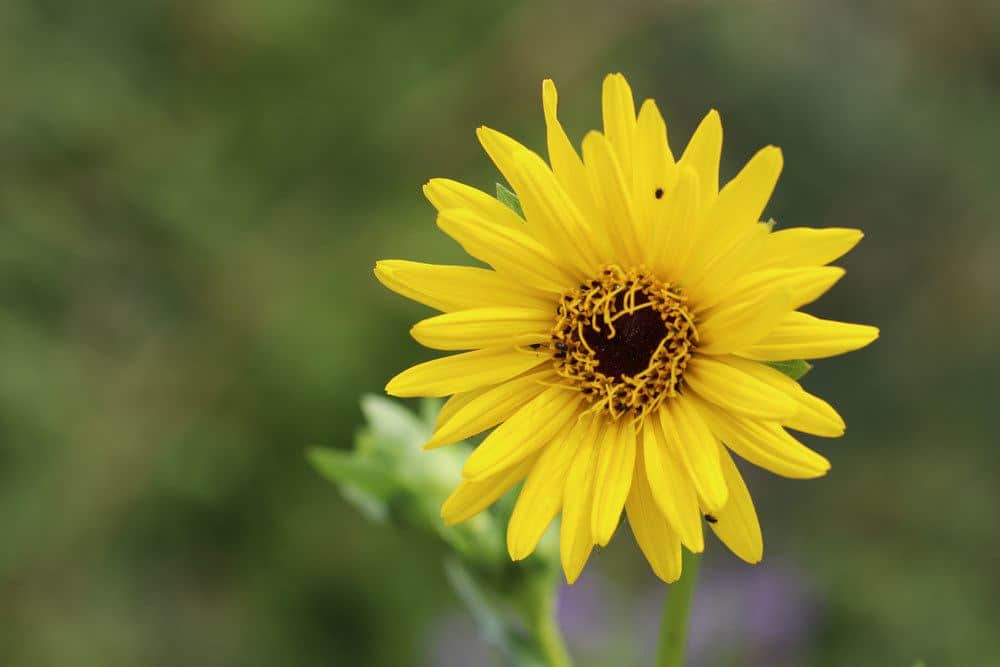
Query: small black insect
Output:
[[529, 343, 542, 349], [704, 514, 718, 524], [654, 187, 664, 199], [555, 342, 568, 352]]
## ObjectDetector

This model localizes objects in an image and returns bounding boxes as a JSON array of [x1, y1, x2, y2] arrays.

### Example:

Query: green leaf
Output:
[[911, 662, 927, 667], [360, 394, 430, 446], [307, 446, 396, 519], [766, 359, 812, 380], [308, 447, 395, 495], [496, 182, 524, 218]]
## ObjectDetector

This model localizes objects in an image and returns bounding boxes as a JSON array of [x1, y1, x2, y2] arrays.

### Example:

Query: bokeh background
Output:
[[2, 1, 998, 665]]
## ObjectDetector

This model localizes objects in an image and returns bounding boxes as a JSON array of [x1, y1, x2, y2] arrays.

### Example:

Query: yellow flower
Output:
[[376, 73, 878, 584]]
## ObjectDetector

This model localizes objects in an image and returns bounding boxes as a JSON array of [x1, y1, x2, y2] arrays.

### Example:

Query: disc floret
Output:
[[550, 265, 698, 422]]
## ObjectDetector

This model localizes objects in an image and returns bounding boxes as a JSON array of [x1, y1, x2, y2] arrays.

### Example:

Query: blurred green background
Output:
[[2, 1, 998, 665]]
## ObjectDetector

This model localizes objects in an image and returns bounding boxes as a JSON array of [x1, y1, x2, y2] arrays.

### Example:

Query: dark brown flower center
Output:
[[549, 265, 698, 420], [581, 292, 667, 379]]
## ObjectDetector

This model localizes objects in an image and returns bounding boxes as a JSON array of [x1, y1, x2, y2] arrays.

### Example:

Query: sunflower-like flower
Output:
[[375, 74, 878, 584]]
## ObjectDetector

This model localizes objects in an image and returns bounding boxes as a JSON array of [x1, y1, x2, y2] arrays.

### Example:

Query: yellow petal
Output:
[[462, 387, 583, 479], [696, 287, 792, 357], [507, 419, 586, 560], [423, 178, 524, 227], [678, 109, 722, 210], [752, 227, 864, 269], [590, 419, 637, 546], [437, 208, 572, 293], [560, 415, 601, 583], [581, 130, 642, 265], [375, 260, 554, 312], [696, 266, 844, 314], [684, 145, 784, 292], [702, 146, 783, 253], [697, 398, 830, 479], [640, 418, 704, 551], [626, 455, 683, 583], [683, 222, 770, 307], [632, 99, 676, 249], [740, 311, 879, 361], [658, 398, 728, 512], [386, 346, 550, 397], [410, 307, 551, 351], [425, 369, 555, 448], [542, 79, 602, 230], [436, 388, 487, 431], [601, 73, 637, 180], [506, 143, 605, 275], [684, 355, 798, 420], [709, 447, 763, 563], [649, 166, 701, 280], [718, 356, 845, 437], [441, 455, 537, 525]]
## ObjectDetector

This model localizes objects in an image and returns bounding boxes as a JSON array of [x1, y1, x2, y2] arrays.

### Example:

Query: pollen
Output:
[[549, 265, 698, 422]]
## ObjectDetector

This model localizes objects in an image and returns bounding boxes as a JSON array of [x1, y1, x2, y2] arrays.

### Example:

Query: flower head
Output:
[[376, 73, 878, 583]]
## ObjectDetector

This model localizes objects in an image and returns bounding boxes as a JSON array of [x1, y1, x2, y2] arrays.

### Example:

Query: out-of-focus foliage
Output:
[[0, 1, 998, 666], [311, 396, 561, 667]]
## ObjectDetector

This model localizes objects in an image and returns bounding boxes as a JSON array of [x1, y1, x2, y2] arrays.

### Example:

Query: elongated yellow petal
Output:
[[641, 418, 704, 551], [601, 73, 637, 180], [423, 178, 524, 227], [436, 387, 489, 431], [753, 227, 864, 269], [425, 369, 555, 448], [375, 260, 554, 313], [410, 307, 551, 351], [437, 208, 572, 293], [684, 144, 783, 290], [659, 398, 728, 512], [507, 419, 586, 560], [463, 387, 583, 479], [709, 447, 763, 563], [697, 397, 830, 479], [441, 454, 537, 525], [685, 356, 798, 420], [508, 145, 604, 274], [740, 311, 879, 361], [632, 99, 676, 250], [560, 415, 601, 583], [590, 419, 637, 546], [386, 346, 550, 397], [678, 109, 722, 210], [719, 356, 845, 437], [542, 80, 602, 231], [702, 146, 783, 253], [476, 127, 601, 277], [649, 166, 700, 280], [626, 455, 683, 583], [696, 266, 844, 314], [697, 287, 792, 357], [683, 221, 770, 307], [581, 130, 642, 265]]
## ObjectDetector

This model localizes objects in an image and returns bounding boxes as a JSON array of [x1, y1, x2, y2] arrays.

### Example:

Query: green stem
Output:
[[655, 551, 701, 667], [532, 585, 572, 667]]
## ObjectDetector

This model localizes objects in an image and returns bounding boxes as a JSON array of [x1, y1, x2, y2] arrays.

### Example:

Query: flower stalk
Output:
[[526, 576, 572, 667], [655, 550, 701, 667]]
